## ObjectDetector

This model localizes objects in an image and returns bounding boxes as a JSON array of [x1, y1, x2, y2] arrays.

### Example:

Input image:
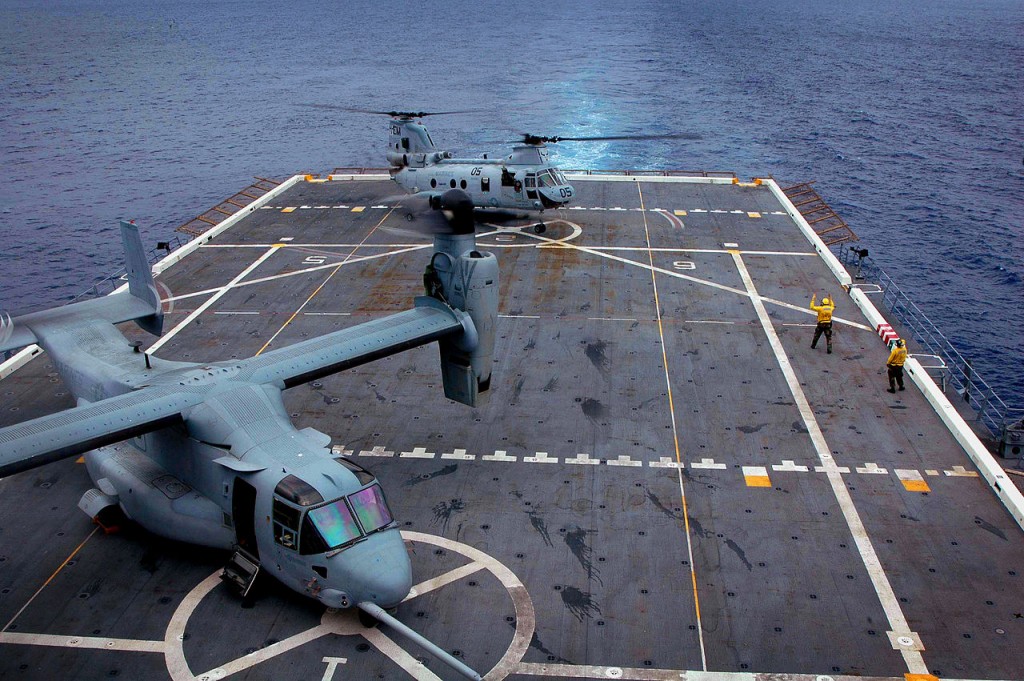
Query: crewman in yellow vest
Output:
[[809, 294, 835, 354], [886, 338, 908, 393]]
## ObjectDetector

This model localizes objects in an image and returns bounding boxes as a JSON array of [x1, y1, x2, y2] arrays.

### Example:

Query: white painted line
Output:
[[441, 448, 475, 460], [331, 445, 354, 456], [607, 455, 642, 467], [650, 457, 684, 469], [213, 311, 261, 315], [406, 562, 486, 601], [0, 632, 165, 653], [588, 317, 639, 322], [499, 314, 541, 319], [772, 460, 809, 472], [524, 452, 558, 464], [482, 450, 517, 462], [691, 458, 727, 470], [857, 463, 889, 474], [359, 628, 444, 681], [731, 250, 927, 675], [147, 245, 281, 356], [303, 312, 352, 316], [944, 465, 979, 478], [925, 469, 940, 477], [814, 465, 851, 474], [400, 447, 435, 459], [359, 446, 394, 457], [278, 237, 294, 241], [565, 453, 600, 465]]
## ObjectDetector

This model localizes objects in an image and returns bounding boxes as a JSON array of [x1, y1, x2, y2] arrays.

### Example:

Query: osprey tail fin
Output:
[[120, 220, 164, 336]]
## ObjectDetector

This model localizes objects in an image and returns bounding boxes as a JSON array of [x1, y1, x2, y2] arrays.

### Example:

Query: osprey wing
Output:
[[0, 385, 204, 477]]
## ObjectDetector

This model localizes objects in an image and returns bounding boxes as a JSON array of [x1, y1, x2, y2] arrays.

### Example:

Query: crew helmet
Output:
[[895, 339, 905, 347], [822, 297, 831, 306]]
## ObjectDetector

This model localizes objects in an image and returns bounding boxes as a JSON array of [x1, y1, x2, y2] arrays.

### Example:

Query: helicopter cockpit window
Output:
[[401, 137, 410, 151], [554, 170, 568, 185], [274, 475, 324, 506], [537, 170, 559, 187], [334, 457, 375, 485], [349, 484, 394, 534]]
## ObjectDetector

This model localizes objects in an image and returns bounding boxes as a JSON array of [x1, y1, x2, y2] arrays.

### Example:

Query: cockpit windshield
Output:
[[301, 483, 395, 553], [536, 170, 556, 187], [307, 498, 361, 549], [350, 484, 393, 533]]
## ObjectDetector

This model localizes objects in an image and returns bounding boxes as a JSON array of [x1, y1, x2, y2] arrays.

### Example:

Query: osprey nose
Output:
[[362, 557, 413, 608]]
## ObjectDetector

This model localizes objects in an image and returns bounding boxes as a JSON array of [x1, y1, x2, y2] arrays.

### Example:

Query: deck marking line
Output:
[[359, 446, 394, 457], [607, 455, 642, 467], [731, 250, 928, 675], [857, 463, 889, 474], [651, 456, 684, 469], [691, 458, 727, 470], [255, 207, 398, 355], [772, 460, 808, 472], [2, 525, 100, 632], [742, 466, 772, 487], [944, 466, 978, 477], [361, 627, 444, 681], [525, 451, 558, 464], [0, 631, 165, 652], [149, 245, 281, 355], [405, 562, 486, 600], [441, 448, 475, 460], [483, 450, 517, 462], [637, 181, 707, 671], [566, 453, 601, 465], [896, 469, 931, 493], [400, 447, 435, 459]]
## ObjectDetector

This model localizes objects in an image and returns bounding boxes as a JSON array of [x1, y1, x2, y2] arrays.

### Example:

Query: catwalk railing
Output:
[[836, 246, 1023, 457]]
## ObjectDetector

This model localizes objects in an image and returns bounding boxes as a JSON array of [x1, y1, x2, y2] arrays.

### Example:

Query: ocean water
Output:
[[1, 0, 1021, 408]]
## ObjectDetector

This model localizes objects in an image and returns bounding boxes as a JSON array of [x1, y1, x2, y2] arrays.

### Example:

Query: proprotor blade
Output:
[[508, 131, 703, 145], [300, 105, 483, 118]]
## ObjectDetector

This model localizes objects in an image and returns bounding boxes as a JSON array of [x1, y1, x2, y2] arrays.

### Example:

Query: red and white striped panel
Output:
[[876, 323, 900, 347]]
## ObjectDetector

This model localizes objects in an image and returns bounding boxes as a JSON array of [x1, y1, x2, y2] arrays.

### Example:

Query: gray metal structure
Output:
[[0, 175, 1021, 681]]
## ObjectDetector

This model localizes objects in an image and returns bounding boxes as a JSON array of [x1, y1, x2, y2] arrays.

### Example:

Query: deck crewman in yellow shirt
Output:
[[809, 294, 835, 354], [886, 338, 908, 393]]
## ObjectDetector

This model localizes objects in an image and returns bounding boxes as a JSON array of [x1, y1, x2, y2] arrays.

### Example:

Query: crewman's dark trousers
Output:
[[811, 322, 833, 352], [888, 365, 905, 391]]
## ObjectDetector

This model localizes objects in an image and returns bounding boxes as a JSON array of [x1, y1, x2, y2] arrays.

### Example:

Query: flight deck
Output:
[[0, 175, 1021, 681]]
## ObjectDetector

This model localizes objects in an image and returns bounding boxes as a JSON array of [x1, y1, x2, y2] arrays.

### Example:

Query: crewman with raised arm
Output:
[[886, 338, 908, 393], [809, 293, 835, 354]]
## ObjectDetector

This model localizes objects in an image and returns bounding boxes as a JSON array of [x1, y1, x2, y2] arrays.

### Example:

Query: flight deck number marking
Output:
[[673, 261, 696, 270], [303, 255, 327, 265]]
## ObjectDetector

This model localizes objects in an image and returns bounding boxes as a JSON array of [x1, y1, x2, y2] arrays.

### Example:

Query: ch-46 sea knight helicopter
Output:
[[310, 105, 697, 230], [0, 219, 497, 680]]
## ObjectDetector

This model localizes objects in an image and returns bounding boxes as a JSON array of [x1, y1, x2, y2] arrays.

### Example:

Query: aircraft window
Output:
[[349, 484, 394, 534], [334, 457, 375, 485], [273, 499, 301, 528], [430, 178, 437, 188], [481, 177, 490, 192], [307, 498, 362, 550], [537, 170, 556, 188], [274, 523, 298, 549], [501, 168, 515, 187], [401, 138, 410, 151], [449, 179, 456, 188], [555, 170, 568, 185], [460, 179, 467, 189], [274, 475, 324, 506], [525, 176, 536, 188]]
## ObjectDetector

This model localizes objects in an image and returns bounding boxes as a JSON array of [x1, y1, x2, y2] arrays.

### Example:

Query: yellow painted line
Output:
[[351, 206, 365, 213], [742, 465, 772, 487], [281, 207, 296, 213], [747, 211, 762, 218], [896, 469, 930, 493], [674, 209, 687, 216], [271, 243, 288, 248], [906, 675, 939, 681]]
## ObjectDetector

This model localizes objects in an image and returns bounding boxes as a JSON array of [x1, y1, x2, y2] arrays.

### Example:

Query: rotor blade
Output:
[[299, 105, 484, 118], [554, 132, 703, 142]]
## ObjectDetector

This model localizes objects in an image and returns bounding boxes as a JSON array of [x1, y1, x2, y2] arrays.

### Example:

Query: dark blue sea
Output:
[[1, 0, 1021, 409]]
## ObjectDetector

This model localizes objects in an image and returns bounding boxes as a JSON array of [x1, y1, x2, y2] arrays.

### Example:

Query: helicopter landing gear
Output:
[[533, 223, 546, 234]]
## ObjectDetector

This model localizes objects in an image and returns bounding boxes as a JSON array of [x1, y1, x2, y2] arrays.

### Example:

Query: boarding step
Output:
[[221, 547, 261, 598], [781, 181, 858, 246], [175, 176, 282, 238]]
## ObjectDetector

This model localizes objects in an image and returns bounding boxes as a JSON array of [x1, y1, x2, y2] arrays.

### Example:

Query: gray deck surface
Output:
[[0, 177, 1021, 681]]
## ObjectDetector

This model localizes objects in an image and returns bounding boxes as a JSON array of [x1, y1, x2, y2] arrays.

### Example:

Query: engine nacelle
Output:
[[429, 232, 498, 407]]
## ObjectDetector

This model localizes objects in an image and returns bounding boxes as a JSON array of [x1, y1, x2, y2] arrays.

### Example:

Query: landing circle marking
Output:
[[163, 531, 533, 681]]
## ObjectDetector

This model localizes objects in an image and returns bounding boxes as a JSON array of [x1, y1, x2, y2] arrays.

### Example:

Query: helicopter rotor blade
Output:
[[300, 104, 484, 118], [494, 132, 703, 145]]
